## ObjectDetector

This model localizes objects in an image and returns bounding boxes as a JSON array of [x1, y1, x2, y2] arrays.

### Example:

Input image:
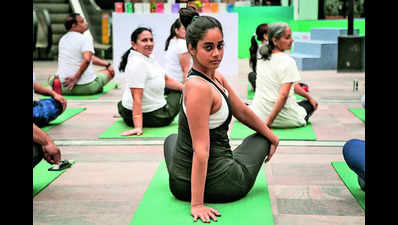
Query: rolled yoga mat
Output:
[[230, 119, 316, 140], [331, 161, 365, 210], [348, 108, 365, 122], [130, 161, 274, 225], [40, 82, 118, 100], [33, 160, 75, 197], [99, 116, 179, 139], [41, 107, 86, 132]]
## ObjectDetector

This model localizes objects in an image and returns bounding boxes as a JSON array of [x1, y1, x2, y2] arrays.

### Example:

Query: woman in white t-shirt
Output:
[[117, 27, 183, 136], [164, 18, 192, 94], [250, 22, 318, 128]]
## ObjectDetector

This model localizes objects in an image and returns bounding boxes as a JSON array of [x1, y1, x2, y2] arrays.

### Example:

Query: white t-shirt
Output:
[[164, 38, 192, 82], [56, 32, 96, 85], [121, 50, 167, 113], [250, 52, 307, 128]]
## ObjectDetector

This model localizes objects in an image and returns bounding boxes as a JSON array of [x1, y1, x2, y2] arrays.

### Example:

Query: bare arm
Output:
[[165, 75, 183, 91], [178, 52, 191, 83], [121, 88, 144, 136], [33, 82, 56, 97], [33, 124, 61, 164], [92, 55, 109, 67], [92, 55, 115, 77], [34, 82, 67, 112], [216, 72, 279, 162], [216, 73, 279, 144], [294, 83, 318, 110], [184, 79, 221, 223]]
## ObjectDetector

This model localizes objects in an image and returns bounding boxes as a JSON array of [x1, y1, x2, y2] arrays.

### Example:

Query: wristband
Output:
[[106, 63, 111, 69]]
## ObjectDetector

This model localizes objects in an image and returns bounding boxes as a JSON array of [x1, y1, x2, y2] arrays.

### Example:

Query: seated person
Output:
[[248, 23, 269, 91], [164, 9, 279, 223], [164, 18, 191, 95], [342, 139, 365, 191], [33, 123, 61, 168], [117, 27, 183, 136], [33, 72, 67, 128], [249, 22, 318, 128], [48, 13, 115, 95]]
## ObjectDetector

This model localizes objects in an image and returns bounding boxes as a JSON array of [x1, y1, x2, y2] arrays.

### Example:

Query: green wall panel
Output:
[[233, 6, 365, 59]]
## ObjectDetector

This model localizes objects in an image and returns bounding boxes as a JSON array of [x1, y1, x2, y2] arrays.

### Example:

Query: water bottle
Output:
[[53, 75, 62, 95]]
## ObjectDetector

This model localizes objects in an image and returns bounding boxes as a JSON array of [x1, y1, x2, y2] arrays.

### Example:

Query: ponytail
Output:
[[119, 47, 133, 72], [165, 18, 182, 51], [249, 35, 258, 73], [179, 6, 199, 29]]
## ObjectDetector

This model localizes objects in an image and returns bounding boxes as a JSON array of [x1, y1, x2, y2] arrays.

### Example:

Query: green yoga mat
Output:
[[230, 119, 316, 140], [331, 161, 365, 210], [99, 116, 179, 139], [41, 107, 86, 132], [348, 108, 365, 122], [130, 161, 274, 225], [40, 82, 117, 100], [33, 160, 75, 197]]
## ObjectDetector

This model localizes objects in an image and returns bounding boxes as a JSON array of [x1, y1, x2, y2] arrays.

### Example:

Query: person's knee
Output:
[[342, 139, 364, 158], [245, 132, 271, 154], [164, 134, 178, 149]]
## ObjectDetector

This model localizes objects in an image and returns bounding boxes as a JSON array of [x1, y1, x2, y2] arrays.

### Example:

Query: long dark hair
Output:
[[165, 18, 183, 51], [249, 23, 268, 73], [179, 6, 199, 29], [118, 27, 152, 72]]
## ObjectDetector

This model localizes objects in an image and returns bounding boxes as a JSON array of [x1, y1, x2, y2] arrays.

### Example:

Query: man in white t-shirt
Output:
[[48, 13, 115, 95]]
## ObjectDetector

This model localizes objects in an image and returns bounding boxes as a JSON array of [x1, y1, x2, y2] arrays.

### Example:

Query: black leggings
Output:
[[248, 72, 256, 91], [164, 132, 270, 203], [297, 100, 315, 122], [118, 91, 181, 127]]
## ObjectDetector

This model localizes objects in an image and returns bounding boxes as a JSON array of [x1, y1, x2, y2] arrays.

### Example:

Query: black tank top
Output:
[[171, 69, 235, 185]]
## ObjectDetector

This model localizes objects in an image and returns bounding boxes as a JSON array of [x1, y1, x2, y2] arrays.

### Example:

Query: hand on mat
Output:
[[63, 76, 78, 90], [308, 96, 319, 111], [53, 93, 67, 112], [191, 205, 221, 223], [265, 140, 279, 163], [107, 65, 115, 77], [120, 128, 143, 136], [43, 141, 61, 165]]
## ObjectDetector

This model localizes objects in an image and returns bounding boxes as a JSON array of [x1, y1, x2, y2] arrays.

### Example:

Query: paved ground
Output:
[[33, 59, 365, 225]]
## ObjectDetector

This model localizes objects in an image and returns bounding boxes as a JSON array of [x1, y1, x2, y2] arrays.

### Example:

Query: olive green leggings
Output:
[[164, 132, 270, 203], [118, 91, 181, 127], [48, 72, 108, 95]]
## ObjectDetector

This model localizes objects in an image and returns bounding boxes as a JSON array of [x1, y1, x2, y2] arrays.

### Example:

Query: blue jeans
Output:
[[33, 98, 63, 128], [342, 139, 365, 189]]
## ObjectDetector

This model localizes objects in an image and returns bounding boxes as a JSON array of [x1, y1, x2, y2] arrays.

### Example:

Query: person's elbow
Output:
[[193, 148, 210, 162], [279, 92, 289, 102]]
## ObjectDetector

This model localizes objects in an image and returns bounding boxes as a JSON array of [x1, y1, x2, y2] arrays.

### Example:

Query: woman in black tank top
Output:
[[164, 8, 280, 223]]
